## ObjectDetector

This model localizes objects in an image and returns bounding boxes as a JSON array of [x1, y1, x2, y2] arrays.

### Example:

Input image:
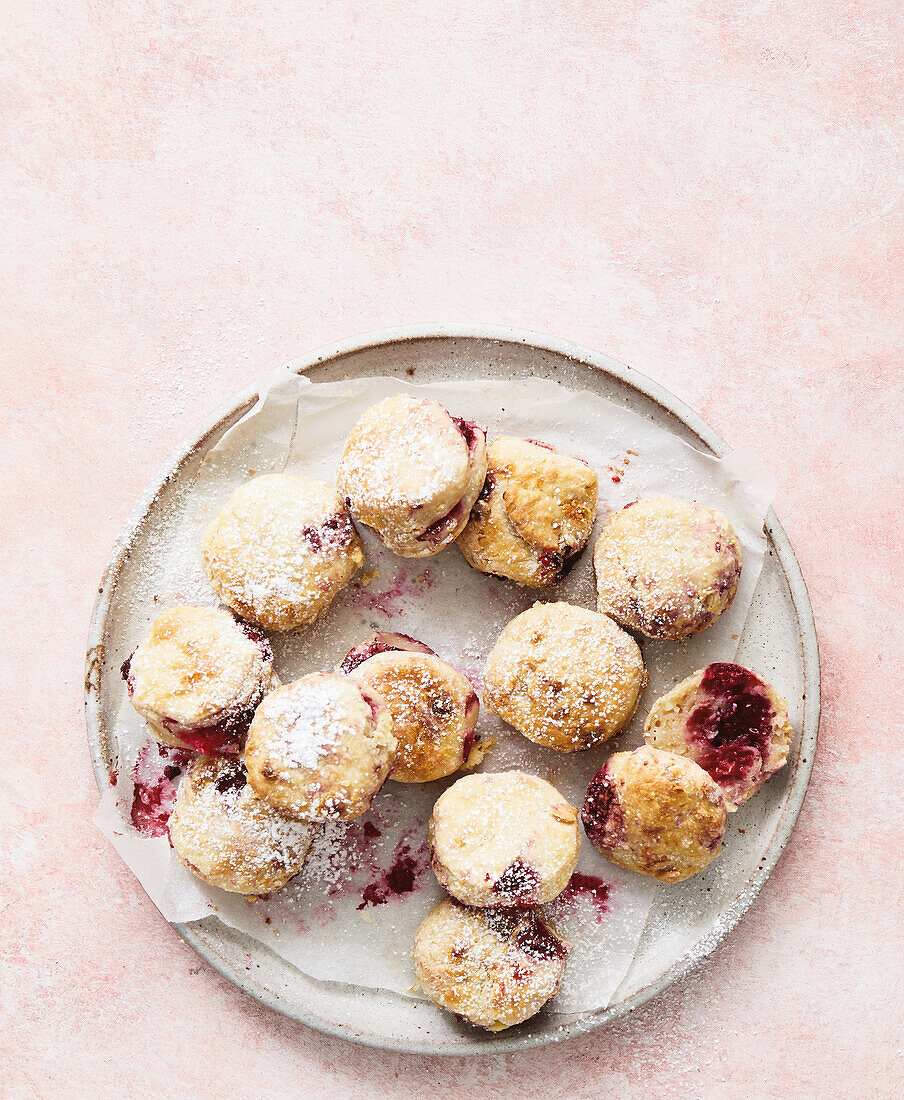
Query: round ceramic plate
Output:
[[85, 325, 819, 1054]]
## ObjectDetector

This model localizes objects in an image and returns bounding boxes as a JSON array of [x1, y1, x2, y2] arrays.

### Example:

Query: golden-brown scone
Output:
[[457, 437, 598, 587], [413, 898, 569, 1031], [593, 495, 742, 640], [483, 602, 647, 752], [244, 673, 395, 821], [201, 474, 364, 632], [346, 645, 483, 783], [336, 395, 487, 557], [644, 662, 791, 809], [581, 746, 727, 882], [169, 756, 316, 894], [428, 772, 580, 907], [122, 606, 277, 755]]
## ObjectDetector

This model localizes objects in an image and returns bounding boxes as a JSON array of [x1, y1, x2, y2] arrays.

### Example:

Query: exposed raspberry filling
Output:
[[416, 500, 466, 547], [492, 858, 541, 906], [460, 728, 478, 763], [581, 764, 627, 850], [413, 417, 484, 547], [338, 632, 435, 674], [513, 917, 569, 961], [451, 415, 485, 457], [214, 759, 247, 796], [300, 511, 356, 554], [484, 908, 568, 960], [122, 619, 271, 756], [158, 681, 265, 756], [685, 663, 774, 789]]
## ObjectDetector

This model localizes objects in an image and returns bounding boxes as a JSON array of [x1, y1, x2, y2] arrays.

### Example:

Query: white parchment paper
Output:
[[95, 371, 775, 1013]]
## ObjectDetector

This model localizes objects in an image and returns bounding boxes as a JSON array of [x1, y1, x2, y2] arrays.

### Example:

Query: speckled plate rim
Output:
[[85, 323, 820, 1054]]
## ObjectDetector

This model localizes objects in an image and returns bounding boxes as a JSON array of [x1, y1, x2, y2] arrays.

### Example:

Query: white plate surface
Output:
[[85, 325, 819, 1054]]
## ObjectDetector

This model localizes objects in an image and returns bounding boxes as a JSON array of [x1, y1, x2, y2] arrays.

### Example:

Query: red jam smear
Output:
[[685, 663, 773, 786], [581, 764, 626, 851], [555, 872, 611, 920], [356, 838, 429, 909], [130, 743, 192, 838]]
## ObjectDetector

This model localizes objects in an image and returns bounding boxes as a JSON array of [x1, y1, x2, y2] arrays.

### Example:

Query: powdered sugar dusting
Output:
[[257, 677, 353, 769]]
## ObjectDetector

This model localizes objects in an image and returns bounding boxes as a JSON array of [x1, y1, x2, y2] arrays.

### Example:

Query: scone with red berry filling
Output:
[[428, 772, 580, 907], [581, 746, 727, 882], [122, 606, 277, 755], [169, 756, 315, 894], [644, 663, 791, 809], [457, 436, 598, 587], [483, 602, 646, 752], [341, 634, 484, 783], [594, 495, 742, 640], [244, 672, 395, 821], [413, 898, 569, 1031], [336, 395, 487, 557], [201, 474, 364, 632]]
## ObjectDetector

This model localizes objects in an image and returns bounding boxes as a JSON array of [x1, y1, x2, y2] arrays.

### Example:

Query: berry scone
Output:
[[483, 602, 647, 752], [413, 898, 569, 1031], [336, 395, 487, 557], [121, 606, 277, 755], [457, 436, 598, 587], [644, 662, 791, 809], [201, 474, 364, 632], [244, 673, 395, 820], [169, 756, 316, 894], [593, 495, 742, 640], [342, 635, 484, 783], [581, 746, 727, 882], [428, 771, 580, 907]]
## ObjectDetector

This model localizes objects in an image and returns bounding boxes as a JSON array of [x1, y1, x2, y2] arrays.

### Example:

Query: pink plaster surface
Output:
[[2, 2, 903, 1096]]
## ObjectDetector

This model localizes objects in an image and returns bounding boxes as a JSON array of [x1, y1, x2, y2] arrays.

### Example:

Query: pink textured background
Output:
[[3, 2, 902, 1096]]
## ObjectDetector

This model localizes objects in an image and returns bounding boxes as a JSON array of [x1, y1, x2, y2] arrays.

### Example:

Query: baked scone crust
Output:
[[169, 756, 315, 894], [644, 662, 791, 808], [413, 898, 569, 1031], [458, 437, 598, 587], [594, 495, 742, 640], [581, 746, 727, 882], [336, 395, 487, 557], [124, 606, 276, 754], [201, 474, 364, 632], [244, 673, 396, 821], [349, 650, 481, 783], [483, 602, 647, 751], [428, 771, 580, 907]]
